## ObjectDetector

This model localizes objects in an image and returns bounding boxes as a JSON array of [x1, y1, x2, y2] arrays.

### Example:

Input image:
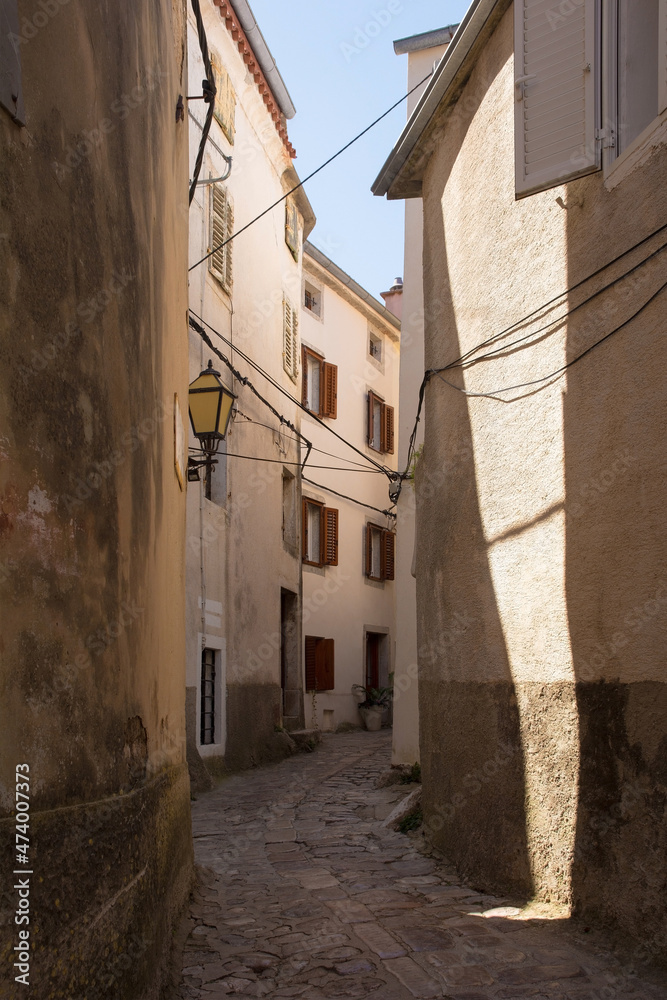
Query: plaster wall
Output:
[[186, 0, 308, 772], [416, 4, 667, 953], [301, 255, 399, 732], [392, 41, 451, 767], [0, 1, 192, 996]]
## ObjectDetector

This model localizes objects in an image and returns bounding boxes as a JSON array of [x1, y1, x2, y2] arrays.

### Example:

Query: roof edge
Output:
[[393, 25, 458, 55], [227, 0, 296, 119], [372, 0, 503, 198], [303, 242, 401, 334]]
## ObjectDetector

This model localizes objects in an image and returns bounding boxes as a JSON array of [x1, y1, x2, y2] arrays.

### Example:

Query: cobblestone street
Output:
[[172, 732, 667, 1000]]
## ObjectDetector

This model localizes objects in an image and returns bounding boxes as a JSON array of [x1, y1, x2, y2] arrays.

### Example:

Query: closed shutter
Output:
[[305, 635, 320, 692], [210, 186, 233, 292], [283, 298, 298, 381], [660, 0, 667, 114], [381, 404, 395, 454], [211, 54, 236, 142], [514, 0, 599, 198], [0, 0, 24, 124], [317, 638, 335, 691], [382, 531, 395, 581], [323, 507, 339, 566], [365, 524, 373, 577], [322, 363, 338, 419]]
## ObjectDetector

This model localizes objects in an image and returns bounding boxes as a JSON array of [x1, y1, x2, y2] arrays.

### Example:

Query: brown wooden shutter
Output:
[[322, 363, 338, 419], [323, 507, 338, 566], [382, 530, 395, 581], [301, 346, 308, 406], [316, 637, 334, 691], [305, 635, 320, 691], [381, 404, 395, 454], [301, 498, 309, 560], [365, 524, 373, 577]]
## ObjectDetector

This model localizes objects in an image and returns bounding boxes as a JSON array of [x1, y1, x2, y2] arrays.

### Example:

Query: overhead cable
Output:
[[302, 477, 396, 519], [188, 0, 217, 204], [188, 70, 435, 272]]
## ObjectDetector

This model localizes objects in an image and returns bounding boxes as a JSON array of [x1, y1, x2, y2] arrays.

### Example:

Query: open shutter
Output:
[[381, 531, 395, 581], [365, 524, 373, 577], [305, 635, 319, 692], [316, 638, 335, 691], [514, 0, 599, 198], [323, 507, 339, 566], [301, 498, 308, 560], [0, 0, 25, 124], [285, 199, 299, 260], [660, 0, 667, 114], [322, 363, 338, 419], [225, 197, 234, 291], [283, 299, 298, 380], [210, 185, 227, 284], [381, 404, 395, 454], [301, 346, 308, 405]]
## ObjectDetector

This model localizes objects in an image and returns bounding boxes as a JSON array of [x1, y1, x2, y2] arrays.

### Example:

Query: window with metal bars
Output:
[[200, 648, 216, 745]]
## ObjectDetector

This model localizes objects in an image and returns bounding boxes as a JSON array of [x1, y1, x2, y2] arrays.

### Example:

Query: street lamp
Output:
[[187, 360, 236, 484]]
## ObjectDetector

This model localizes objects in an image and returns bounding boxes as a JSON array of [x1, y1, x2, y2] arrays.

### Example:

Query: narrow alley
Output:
[[172, 732, 667, 1000]]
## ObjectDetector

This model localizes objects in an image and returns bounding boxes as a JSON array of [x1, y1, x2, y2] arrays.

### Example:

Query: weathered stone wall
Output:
[[416, 5, 667, 959], [0, 1, 192, 995]]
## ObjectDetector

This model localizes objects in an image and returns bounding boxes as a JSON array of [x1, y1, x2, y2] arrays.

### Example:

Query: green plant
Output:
[[398, 806, 423, 833], [400, 762, 421, 784], [352, 683, 393, 708], [407, 443, 424, 482]]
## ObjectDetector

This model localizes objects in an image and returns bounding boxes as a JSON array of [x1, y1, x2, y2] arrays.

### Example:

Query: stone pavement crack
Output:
[[171, 731, 667, 1000]]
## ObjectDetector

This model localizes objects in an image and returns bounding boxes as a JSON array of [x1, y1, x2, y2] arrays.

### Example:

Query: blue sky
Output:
[[248, 0, 472, 300]]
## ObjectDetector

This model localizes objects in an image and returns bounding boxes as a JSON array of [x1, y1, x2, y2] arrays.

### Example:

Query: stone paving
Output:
[[171, 731, 667, 1000]]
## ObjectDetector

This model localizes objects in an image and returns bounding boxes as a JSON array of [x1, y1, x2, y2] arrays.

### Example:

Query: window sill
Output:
[[604, 109, 667, 191]]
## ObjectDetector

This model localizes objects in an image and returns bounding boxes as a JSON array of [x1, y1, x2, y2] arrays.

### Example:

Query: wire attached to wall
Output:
[[189, 0, 217, 205], [302, 477, 396, 519]]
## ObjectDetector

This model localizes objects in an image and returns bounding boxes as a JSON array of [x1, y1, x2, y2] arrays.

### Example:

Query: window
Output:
[[365, 525, 395, 582], [283, 296, 299, 382], [302, 346, 337, 418], [285, 198, 299, 261], [367, 391, 394, 453], [514, 0, 667, 197], [209, 184, 233, 292], [0, 0, 24, 125], [210, 52, 236, 143], [200, 648, 216, 745], [282, 470, 297, 550], [369, 331, 383, 362], [302, 500, 338, 567], [304, 280, 322, 317], [305, 635, 335, 691]]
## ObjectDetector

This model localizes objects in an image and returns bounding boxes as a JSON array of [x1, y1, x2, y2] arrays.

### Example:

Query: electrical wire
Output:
[[430, 278, 667, 399], [188, 449, 383, 472], [188, 70, 435, 272], [190, 310, 393, 477], [399, 224, 667, 482], [188, 0, 217, 205], [302, 477, 396, 519], [234, 413, 382, 470], [188, 314, 313, 471]]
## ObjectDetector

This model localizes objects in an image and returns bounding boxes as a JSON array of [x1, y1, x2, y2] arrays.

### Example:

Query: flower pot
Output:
[[359, 705, 383, 732]]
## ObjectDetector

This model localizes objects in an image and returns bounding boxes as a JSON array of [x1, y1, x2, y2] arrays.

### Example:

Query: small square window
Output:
[[304, 281, 322, 317], [369, 331, 383, 362]]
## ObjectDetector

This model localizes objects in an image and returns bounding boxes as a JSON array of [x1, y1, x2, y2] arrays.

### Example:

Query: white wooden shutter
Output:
[[283, 298, 298, 381], [209, 185, 232, 292], [660, 0, 667, 114], [515, 0, 600, 198]]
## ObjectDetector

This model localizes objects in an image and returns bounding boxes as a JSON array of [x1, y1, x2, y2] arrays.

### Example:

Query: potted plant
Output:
[[352, 683, 393, 732]]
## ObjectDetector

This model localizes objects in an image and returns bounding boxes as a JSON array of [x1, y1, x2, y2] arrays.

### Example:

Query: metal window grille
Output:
[[201, 648, 216, 745]]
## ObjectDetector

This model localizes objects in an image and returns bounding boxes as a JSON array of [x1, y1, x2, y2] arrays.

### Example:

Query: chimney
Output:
[[380, 276, 403, 321]]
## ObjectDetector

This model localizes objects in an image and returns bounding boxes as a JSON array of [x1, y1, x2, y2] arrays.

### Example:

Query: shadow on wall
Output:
[[564, 148, 667, 961], [417, 197, 533, 900]]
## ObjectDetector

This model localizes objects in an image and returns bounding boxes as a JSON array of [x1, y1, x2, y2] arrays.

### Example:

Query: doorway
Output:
[[280, 589, 302, 729]]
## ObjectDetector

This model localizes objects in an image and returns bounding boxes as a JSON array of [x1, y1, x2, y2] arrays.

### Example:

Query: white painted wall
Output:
[[392, 39, 451, 765], [300, 252, 400, 731]]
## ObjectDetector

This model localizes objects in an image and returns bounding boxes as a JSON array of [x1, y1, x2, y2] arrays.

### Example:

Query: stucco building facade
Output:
[[186, 0, 315, 777], [375, 0, 667, 960], [300, 243, 400, 733], [0, 2, 192, 996]]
